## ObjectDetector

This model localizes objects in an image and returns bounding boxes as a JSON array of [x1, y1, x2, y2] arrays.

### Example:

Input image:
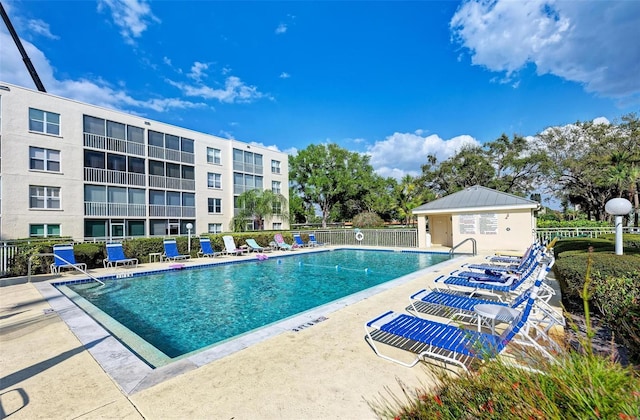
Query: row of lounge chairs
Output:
[[50, 233, 327, 273], [364, 241, 563, 372]]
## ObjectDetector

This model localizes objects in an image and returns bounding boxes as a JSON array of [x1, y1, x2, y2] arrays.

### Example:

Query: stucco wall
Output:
[[451, 209, 536, 253]]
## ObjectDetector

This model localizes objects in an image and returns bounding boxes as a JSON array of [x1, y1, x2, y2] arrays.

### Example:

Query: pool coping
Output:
[[33, 247, 464, 395]]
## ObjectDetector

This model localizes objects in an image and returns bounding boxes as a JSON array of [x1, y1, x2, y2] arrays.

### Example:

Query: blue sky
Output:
[[1, 0, 639, 180]]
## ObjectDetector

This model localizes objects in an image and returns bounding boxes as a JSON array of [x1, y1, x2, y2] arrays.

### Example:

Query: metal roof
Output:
[[413, 185, 539, 214]]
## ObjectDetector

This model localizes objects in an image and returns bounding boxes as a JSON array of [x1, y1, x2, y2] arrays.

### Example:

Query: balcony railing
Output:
[[149, 205, 196, 217], [148, 175, 195, 190], [84, 202, 147, 217], [84, 168, 145, 186], [147, 145, 194, 163], [83, 133, 144, 156]]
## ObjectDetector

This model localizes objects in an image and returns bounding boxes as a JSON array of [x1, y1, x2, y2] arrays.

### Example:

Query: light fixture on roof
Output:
[[0, 85, 10, 91], [605, 198, 632, 255]]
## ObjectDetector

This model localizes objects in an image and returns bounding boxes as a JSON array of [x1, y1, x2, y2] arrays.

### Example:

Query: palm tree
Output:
[[230, 189, 289, 232]]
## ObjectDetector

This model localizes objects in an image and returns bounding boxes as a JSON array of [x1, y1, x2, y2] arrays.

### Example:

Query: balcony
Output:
[[84, 168, 146, 186], [149, 205, 196, 218], [148, 145, 194, 163], [148, 175, 195, 191], [84, 133, 144, 156], [84, 202, 147, 217]]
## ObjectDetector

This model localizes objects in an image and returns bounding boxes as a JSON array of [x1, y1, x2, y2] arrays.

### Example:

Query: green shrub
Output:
[[592, 273, 640, 362], [599, 233, 640, 250], [369, 353, 640, 419], [353, 212, 385, 228], [554, 253, 640, 299], [553, 237, 640, 363], [537, 219, 612, 228]]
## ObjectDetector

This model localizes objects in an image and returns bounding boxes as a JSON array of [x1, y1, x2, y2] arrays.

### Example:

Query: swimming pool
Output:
[[57, 249, 449, 367]]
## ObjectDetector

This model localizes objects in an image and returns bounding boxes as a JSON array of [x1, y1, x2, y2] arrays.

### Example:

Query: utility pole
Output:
[[0, 1, 47, 92]]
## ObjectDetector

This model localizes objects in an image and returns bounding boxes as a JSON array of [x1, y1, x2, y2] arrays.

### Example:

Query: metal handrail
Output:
[[449, 238, 477, 256], [28, 253, 105, 285]]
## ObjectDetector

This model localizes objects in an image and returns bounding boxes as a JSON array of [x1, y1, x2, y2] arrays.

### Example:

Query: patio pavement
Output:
[[0, 247, 562, 419]]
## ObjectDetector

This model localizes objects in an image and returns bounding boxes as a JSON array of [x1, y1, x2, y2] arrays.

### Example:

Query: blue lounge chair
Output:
[[308, 233, 324, 247], [464, 248, 543, 274], [365, 280, 554, 370], [436, 257, 554, 297], [223, 235, 247, 256], [450, 258, 540, 284], [198, 237, 221, 258], [246, 238, 272, 253], [293, 233, 311, 248], [409, 262, 552, 320], [51, 244, 88, 274], [162, 239, 191, 261], [103, 242, 138, 268]]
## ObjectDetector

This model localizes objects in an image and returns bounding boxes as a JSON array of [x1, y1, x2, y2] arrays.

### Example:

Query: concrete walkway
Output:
[[0, 248, 561, 419]]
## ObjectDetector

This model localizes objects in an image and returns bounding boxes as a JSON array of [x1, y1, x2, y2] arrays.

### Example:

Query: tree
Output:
[[395, 175, 433, 225], [230, 189, 289, 232], [419, 134, 550, 199], [533, 114, 640, 221], [289, 144, 380, 227]]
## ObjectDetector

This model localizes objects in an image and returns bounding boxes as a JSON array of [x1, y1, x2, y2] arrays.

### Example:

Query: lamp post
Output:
[[605, 198, 632, 255], [186, 223, 193, 254]]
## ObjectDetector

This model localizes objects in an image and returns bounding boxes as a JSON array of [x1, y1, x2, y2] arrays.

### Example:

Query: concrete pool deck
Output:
[[0, 247, 562, 419]]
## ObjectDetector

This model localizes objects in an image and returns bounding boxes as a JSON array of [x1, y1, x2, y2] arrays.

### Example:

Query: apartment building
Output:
[[0, 82, 289, 241]]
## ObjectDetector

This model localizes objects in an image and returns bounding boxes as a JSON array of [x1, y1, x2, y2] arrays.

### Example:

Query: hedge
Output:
[[5, 232, 298, 277], [553, 237, 640, 363]]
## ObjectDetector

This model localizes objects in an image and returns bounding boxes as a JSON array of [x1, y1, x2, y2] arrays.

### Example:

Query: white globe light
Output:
[[605, 198, 632, 216], [186, 223, 193, 230]]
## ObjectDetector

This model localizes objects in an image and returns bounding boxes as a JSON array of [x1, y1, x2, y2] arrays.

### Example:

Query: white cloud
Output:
[[0, 31, 205, 113], [169, 76, 270, 104], [366, 132, 480, 180], [188, 62, 209, 82], [27, 19, 59, 39], [279, 72, 291, 79], [451, 0, 640, 101], [97, 0, 160, 45], [275, 23, 287, 34]]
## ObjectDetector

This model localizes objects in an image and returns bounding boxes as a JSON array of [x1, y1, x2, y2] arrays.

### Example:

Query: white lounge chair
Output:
[[223, 235, 247, 256]]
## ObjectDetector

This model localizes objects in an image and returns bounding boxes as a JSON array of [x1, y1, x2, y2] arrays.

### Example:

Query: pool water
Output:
[[66, 249, 449, 362]]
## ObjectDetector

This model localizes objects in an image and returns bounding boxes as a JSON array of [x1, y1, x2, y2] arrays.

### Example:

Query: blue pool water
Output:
[[66, 249, 449, 362]]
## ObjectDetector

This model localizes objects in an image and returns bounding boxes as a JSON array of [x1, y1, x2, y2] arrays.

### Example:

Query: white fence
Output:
[[1, 227, 637, 277], [308, 229, 418, 248], [535, 227, 637, 243]]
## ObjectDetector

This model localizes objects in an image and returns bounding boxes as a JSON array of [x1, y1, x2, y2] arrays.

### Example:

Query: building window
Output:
[[29, 186, 61, 209], [207, 172, 221, 189], [271, 160, 281, 174], [272, 202, 282, 214], [208, 223, 222, 234], [233, 148, 263, 174], [30, 224, 61, 238], [29, 147, 61, 172], [207, 147, 221, 164], [273, 222, 282, 230], [272, 181, 281, 194], [208, 198, 222, 214], [29, 108, 60, 135], [233, 173, 263, 194]]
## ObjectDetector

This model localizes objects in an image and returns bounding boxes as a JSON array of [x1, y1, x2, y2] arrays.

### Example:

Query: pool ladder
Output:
[[28, 253, 105, 285], [449, 238, 477, 257]]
